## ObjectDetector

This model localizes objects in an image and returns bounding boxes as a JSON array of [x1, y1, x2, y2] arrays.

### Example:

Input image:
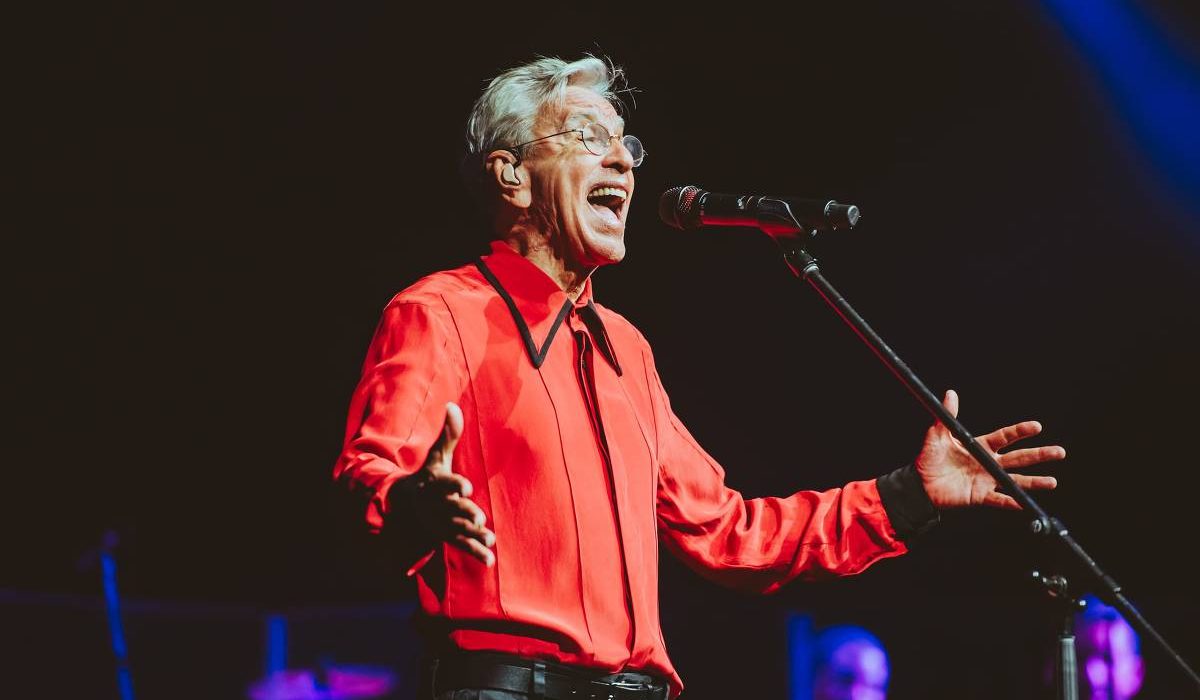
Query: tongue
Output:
[[590, 202, 620, 226]]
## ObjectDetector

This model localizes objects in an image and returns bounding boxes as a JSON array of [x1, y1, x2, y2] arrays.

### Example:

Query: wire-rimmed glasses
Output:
[[503, 122, 645, 168]]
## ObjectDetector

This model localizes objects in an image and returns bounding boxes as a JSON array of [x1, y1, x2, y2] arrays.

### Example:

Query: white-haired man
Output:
[[333, 55, 1066, 700]]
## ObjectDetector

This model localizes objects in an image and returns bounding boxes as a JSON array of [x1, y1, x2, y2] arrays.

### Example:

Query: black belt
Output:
[[429, 653, 669, 700]]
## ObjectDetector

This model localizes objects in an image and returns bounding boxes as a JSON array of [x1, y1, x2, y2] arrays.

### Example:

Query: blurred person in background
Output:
[[812, 625, 889, 700]]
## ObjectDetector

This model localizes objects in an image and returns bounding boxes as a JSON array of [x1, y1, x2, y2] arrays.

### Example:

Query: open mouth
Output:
[[586, 185, 627, 225]]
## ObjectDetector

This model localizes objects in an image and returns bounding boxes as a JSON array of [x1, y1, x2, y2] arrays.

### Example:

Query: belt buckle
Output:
[[587, 678, 646, 700], [609, 679, 649, 691], [609, 678, 656, 699]]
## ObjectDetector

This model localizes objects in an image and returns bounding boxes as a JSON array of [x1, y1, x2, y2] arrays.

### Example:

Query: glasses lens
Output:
[[622, 135, 645, 167], [581, 122, 611, 156], [581, 123, 645, 168]]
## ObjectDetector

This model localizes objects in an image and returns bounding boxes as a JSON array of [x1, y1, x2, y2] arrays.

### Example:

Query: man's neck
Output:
[[499, 236, 595, 302]]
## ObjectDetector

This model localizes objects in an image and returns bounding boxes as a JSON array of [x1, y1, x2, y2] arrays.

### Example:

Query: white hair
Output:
[[459, 56, 630, 212], [465, 54, 627, 161]]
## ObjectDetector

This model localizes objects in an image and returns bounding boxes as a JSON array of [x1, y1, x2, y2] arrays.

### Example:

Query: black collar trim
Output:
[[475, 258, 572, 368], [475, 258, 623, 375], [580, 300, 623, 377]]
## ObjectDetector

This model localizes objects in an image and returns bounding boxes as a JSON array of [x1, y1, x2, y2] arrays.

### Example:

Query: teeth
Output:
[[587, 186, 627, 200]]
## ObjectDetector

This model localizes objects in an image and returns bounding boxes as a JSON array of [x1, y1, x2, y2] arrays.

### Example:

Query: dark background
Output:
[[11, 2, 1200, 698]]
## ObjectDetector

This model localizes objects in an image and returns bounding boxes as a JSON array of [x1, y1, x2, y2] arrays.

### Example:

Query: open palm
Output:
[[916, 390, 1066, 510]]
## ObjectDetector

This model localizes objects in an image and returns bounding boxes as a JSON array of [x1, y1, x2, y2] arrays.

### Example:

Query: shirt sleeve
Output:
[[332, 298, 465, 572], [645, 346, 913, 594]]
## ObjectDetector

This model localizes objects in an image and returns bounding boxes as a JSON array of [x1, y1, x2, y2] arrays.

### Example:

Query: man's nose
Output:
[[603, 137, 635, 172]]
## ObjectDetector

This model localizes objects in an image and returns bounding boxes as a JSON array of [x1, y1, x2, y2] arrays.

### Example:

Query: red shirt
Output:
[[334, 241, 913, 696]]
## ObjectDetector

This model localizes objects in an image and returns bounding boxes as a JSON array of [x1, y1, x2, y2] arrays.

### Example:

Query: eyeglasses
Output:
[[504, 122, 645, 168]]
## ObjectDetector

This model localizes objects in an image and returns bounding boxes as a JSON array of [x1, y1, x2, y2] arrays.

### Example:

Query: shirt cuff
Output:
[[876, 464, 939, 541]]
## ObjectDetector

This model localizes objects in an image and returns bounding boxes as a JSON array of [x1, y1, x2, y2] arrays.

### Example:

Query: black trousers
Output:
[[428, 677, 664, 700]]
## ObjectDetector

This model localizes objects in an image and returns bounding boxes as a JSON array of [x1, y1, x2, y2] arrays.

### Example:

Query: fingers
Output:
[[1009, 473, 1058, 491], [446, 499, 495, 567], [449, 514, 496, 567], [981, 491, 1022, 510], [444, 401, 463, 442], [435, 491, 492, 539], [423, 471, 474, 499], [923, 389, 959, 440], [451, 533, 496, 567], [450, 516, 496, 547], [980, 474, 1058, 510], [980, 420, 1043, 451], [426, 403, 464, 473], [943, 389, 959, 419], [429, 493, 496, 567], [997, 445, 1067, 470], [445, 492, 488, 526]]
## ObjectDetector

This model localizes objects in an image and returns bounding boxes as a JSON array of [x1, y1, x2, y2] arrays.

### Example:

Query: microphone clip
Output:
[[742, 196, 815, 239]]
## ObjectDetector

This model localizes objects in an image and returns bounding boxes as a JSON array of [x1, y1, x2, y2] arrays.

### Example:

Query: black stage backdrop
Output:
[[12, 3, 1200, 698]]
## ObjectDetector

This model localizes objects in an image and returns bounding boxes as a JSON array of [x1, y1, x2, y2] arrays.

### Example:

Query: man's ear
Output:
[[486, 150, 530, 209]]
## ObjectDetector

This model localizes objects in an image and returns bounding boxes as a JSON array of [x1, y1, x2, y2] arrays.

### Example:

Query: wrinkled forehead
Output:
[[546, 87, 625, 134]]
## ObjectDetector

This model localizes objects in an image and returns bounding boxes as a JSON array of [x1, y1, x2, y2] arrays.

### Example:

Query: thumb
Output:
[[942, 389, 959, 419], [428, 402, 464, 473]]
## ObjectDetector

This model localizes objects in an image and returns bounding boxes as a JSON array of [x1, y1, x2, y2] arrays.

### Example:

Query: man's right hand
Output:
[[407, 402, 495, 566]]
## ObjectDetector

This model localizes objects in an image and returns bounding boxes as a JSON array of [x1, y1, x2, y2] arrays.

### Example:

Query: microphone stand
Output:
[[1032, 571, 1085, 700], [774, 235, 1200, 693]]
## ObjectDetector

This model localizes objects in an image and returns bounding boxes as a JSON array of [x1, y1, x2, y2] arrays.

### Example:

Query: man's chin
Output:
[[584, 235, 626, 267]]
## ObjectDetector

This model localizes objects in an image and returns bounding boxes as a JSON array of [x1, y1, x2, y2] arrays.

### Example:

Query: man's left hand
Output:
[[916, 389, 1067, 510]]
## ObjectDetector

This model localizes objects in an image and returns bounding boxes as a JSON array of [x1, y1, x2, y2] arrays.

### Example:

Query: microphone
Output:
[[659, 185, 860, 237]]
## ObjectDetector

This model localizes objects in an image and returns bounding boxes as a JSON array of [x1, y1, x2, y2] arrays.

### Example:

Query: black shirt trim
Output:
[[475, 258, 573, 369], [474, 259, 623, 374], [579, 301, 622, 376], [876, 464, 940, 541]]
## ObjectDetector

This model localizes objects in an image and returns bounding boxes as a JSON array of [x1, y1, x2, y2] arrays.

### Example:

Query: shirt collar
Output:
[[476, 241, 619, 374], [480, 240, 594, 311]]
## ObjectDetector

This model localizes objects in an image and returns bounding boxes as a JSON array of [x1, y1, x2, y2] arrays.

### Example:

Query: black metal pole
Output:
[[1057, 606, 1081, 700], [1034, 571, 1084, 700], [779, 243, 1200, 692]]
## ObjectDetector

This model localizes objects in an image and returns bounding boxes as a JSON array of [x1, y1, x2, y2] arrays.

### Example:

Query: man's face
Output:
[[519, 86, 635, 270]]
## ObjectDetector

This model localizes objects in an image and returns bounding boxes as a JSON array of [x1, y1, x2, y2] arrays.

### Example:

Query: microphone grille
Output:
[[659, 185, 703, 230]]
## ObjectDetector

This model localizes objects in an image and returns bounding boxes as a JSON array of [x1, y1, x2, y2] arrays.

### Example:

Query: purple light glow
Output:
[[1075, 595, 1145, 700]]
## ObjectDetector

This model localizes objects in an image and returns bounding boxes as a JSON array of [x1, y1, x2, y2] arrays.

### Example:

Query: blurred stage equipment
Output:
[[78, 530, 136, 700], [247, 664, 397, 700], [247, 611, 398, 699]]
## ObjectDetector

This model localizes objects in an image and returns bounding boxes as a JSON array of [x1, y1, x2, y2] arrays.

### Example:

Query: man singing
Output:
[[333, 55, 1066, 700]]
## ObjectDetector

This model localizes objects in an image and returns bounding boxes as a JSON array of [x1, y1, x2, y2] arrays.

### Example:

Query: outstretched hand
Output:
[[407, 402, 495, 566], [916, 390, 1066, 510]]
